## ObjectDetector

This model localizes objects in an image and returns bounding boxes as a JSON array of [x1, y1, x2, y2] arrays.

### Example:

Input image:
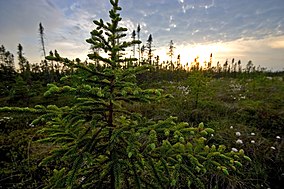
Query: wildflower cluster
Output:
[[0, 116, 13, 122], [229, 125, 282, 153], [229, 82, 243, 92], [176, 85, 190, 95], [228, 80, 247, 101]]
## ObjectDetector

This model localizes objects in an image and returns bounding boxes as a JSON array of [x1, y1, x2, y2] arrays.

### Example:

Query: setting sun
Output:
[[155, 42, 229, 68]]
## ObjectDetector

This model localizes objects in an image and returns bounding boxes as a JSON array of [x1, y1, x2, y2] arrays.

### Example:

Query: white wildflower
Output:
[[251, 132, 255, 136], [231, 148, 238, 152], [230, 126, 233, 129], [235, 132, 241, 136], [270, 146, 276, 150], [236, 139, 243, 144], [211, 134, 214, 137], [276, 136, 281, 139], [79, 176, 86, 183], [251, 140, 255, 144]]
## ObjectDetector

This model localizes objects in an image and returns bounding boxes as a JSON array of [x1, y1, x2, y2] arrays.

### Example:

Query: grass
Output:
[[0, 71, 283, 188], [136, 72, 283, 188]]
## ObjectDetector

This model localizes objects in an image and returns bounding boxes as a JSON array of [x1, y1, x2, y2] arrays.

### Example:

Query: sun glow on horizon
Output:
[[155, 42, 230, 68]]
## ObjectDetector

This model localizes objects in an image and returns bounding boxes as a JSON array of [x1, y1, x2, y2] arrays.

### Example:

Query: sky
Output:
[[0, 0, 284, 71]]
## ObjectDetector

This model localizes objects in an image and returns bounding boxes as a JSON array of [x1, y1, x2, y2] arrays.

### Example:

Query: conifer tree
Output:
[[17, 43, 26, 73], [140, 44, 145, 63], [39, 22, 52, 82], [0, 45, 15, 71], [0, 45, 5, 63], [0, 45, 16, 97], [39, 22, 47, 58], [167, 40, 175, 70], [246, 60, 253, 73], [146, 34, 153, 64], [137, 24, 141, 64], [208, 53, 212, 69], [1, 0, 250, 188], [131, 30, 136, 58], [223, 59, 228, 73], [238, 60, 242, 72], [167, 40, 175, 63], [17, 43, 31, 81]]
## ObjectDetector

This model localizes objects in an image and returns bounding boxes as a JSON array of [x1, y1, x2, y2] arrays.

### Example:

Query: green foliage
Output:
[[186, 70, 212, 109], [0, 1, 282, 188], [8, 76, 33, 105], [0, 1, 259, 188], [0, 113, 52, 189], [0, 1, 245, 188]]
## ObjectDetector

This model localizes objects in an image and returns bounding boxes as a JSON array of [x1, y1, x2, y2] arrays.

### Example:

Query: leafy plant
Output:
[[187, 70, 212, 109]]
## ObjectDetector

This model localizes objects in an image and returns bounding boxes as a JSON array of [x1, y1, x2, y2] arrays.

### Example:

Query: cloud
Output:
[[269, 36, 284, 49], [0, 0, 283, 70], [0, 0, 63, 36], [0, 0, 65, 61]]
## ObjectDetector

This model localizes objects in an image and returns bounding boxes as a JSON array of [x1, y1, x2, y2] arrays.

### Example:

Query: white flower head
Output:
[[251, 140, 255, 144], [251, 132, 255, 136], [79, 176, 86, 183], [230, 126, 233, 129], [211, 134, 214, 137], [231, 147, 238, 152], [276, 136, 281, 139], [235, 132, 241, 136], [236, 139, 243, 144], [271, 146, 276, 150]]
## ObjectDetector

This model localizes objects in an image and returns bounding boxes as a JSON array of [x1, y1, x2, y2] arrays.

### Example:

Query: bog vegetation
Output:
[[0, 0, 283, 188]]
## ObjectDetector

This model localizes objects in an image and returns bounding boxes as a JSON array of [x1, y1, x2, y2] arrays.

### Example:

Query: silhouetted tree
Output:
[[137, 24, 141, 63], [223, 59, 228, 73], [216, 61, 222, 73], [0, 45, 16, 96], [17, 44, 30, 75], [39, 23, 46, 58], [154, 55, 159, 69], [0, 45, 15, 71], [131, 30, 136, 58], [208, 53, 212, 69], [167, 40, 175, 63], [177, 54, 181, 69], [191, 56, 200, 71], [238, 60, 242, 72], [246, 60, 253, 73], [146, 34, 153, 64], [140, 44, 145, 63]]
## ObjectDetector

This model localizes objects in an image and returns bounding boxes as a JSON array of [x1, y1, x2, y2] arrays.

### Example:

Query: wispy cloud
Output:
[[0, 0, 283, 69]]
